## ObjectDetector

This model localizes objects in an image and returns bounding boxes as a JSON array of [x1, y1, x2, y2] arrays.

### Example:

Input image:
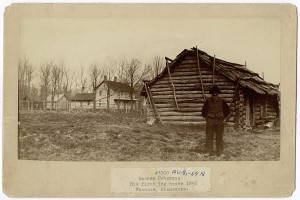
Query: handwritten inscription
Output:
[[111, 168, 211, 193]]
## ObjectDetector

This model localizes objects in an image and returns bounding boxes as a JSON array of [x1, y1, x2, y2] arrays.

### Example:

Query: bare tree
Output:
[[102, 57, 118, 81], [117, 58, 128, 82], [63, 68, 77, 99], [80, 65, 87, 93], [18, 59, 27, 101], [50, 63, 62, 110], [89, 63, 102, 111], [40, 62, 51, 110], [124, 58, 150, 111], [147, 56, 164, 79], [57, 60, 65, 96], [18, 58, 36, 110]]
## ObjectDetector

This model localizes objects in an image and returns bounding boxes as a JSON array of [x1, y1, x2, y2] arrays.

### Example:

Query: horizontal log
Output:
[[266, 106, 278, 110], [161, 121, 205, 125], [151, 90, 235, 96], [155, 78, 234, 85], [266, 116, 278, 119], [160, 75, 226, 82], [185, 55, 196, 59], [267, 112, 278, 116], [150, 85, 237, 91], [176, 64, 211, 71], [171, 70, 210, 76], [160, 116, 205, 121], [161, 121, 235, 126], [158, 107, 202, 112], [160, 116, 234, 122], [180, 60, 197, 65], [150, 81, 236, 88], [153, 98, 236, 104], [157, 104, 235, 113], [173, 68, 214, 74], [152, 93, 236, 99], [159, 111, 202, 116], [155, 103, 202, 108]]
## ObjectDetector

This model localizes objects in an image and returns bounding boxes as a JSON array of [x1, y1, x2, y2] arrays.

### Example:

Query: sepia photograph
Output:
[[18, 17, 281, 161], [3, 3, 296, 198]]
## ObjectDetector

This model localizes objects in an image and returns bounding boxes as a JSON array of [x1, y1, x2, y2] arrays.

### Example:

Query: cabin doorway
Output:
[[245, 95, 254, 127]]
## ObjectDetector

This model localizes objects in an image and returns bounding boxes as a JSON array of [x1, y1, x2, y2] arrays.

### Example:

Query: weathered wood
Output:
[[156, 79, 235, 85], [159, 111, 202, 116], [266, 111, 278, 116], [180, 60, 197, 65], [162, 121, 205, 125], [152, 93, 235, 99], [166, 61, 179, 109], [160, 116, 205, 121], [171, 71, 222, 77], [151, 84, 237, 90], [155, 103, 202, 108], [162, 121, 235, 126], [145, 84, 161, 122], [153, 97, 236, 104], [173, 68, 214, 74], [160, 116, 235, 122], [158, 107, 202, 112], [151, 90, 236, 95], [234, 89, 240, 130], [151, 81, 235, 88], [195, 46, 206, 101], [213, 54, 216, 84], [160, 74, 225, 81]]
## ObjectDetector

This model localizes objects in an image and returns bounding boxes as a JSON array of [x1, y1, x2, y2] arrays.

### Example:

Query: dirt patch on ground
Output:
[[18, 110, 280, 161]]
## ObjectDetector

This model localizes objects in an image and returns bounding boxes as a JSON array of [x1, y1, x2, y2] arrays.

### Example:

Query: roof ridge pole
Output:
[[195, 45, 206, 101], [166, 60, 179, 109], [213, 54, 216, 85]]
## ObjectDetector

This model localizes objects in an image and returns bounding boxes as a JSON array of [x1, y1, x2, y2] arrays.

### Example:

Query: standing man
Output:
[[201, 85, 232, 157]]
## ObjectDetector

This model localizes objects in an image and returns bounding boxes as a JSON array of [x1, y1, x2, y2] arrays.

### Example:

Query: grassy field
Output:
[[18, 110, 280, 161]]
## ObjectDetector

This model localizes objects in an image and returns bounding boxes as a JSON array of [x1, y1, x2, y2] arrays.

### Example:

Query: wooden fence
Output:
[[19, 100, 146, 113]]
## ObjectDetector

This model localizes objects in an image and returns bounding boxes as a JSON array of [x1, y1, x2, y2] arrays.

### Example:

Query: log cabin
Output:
[[141, 47, 280, 129]]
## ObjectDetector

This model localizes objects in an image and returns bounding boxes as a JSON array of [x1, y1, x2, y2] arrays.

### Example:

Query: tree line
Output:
[[18, 56, 166, 110]]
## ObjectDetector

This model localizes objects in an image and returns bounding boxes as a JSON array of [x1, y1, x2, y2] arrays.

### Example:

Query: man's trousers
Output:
[[205, 117, 224, 154]]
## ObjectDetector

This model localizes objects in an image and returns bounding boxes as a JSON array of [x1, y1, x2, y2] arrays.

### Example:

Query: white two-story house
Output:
[[94, 76, 138, 110]]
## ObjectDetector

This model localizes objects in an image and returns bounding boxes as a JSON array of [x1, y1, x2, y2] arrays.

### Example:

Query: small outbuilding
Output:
[[46, 94, 69, 110], [21, 95, 43, 110], [70, 93, 94, 109], [141, 47, 280, 129]]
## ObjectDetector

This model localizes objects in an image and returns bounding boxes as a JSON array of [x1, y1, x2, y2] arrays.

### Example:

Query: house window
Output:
[[87, 101, 90, 105], [99, 90, 102, 96]]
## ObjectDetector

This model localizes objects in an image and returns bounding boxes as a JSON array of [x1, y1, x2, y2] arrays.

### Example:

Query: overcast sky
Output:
[[20, 18, 280, 84]]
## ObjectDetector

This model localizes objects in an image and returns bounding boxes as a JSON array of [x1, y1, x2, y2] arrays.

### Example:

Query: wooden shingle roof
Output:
[[95, 80, 133, 93], [144, 48, 279, 96], [70, 93, 94, 101]]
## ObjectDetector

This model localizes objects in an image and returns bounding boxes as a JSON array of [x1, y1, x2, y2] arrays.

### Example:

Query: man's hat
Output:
[[209, 85, 221, 94]]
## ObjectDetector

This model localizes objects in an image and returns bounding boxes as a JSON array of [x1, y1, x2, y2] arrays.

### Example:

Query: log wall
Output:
[[239, 91, 246, 128], [253, 94, 279, 126], [147, 54, 238, 124]]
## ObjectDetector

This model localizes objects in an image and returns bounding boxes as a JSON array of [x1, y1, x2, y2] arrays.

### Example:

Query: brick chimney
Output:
[[114, 76, 117, 82], [81, 86, 85, 93], [104, 75, 107, 81]]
